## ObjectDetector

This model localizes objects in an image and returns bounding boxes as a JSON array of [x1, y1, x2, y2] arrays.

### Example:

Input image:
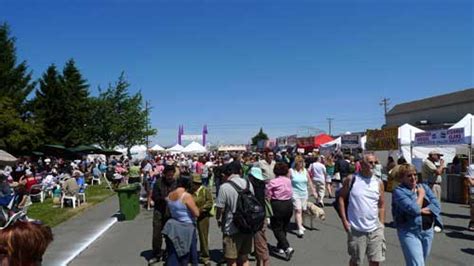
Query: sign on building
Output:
[[341, 134, 361, 149], [365, 127, 398, 151], [414, 128, 465, 146]]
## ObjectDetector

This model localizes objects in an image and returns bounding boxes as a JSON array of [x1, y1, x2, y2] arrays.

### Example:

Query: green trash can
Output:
[[115, 183, 141, 221]]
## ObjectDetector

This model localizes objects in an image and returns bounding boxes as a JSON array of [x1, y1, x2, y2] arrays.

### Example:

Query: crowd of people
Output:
[[135, 148, 463, 266], [1, 147, 473, 266]]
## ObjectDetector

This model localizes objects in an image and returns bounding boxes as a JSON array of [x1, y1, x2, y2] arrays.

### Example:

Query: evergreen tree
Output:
[[0, 23, 36, 107], [251, 127, 269, 145], [60, 59, 91, 146], [0, 23, 40, 154], [34, 64, 68, 144]]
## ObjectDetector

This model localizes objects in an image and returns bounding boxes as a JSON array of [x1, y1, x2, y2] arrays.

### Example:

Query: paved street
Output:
[[70, 193, 473, 266]]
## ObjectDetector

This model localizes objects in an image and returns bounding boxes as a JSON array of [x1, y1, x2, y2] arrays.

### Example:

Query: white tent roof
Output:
[[166, 144, 184, 152], [182, 141, 207, 154], [449, 113, 473, 144], [218, 145, 247, 152], [398, 123, 424, 146], [150, 144, 165, 151]]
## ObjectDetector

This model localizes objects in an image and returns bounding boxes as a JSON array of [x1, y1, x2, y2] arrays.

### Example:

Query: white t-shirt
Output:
[[310, 162, 326, 183]]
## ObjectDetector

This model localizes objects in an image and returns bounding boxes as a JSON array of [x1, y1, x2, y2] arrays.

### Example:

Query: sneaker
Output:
[[296, 229, 304, 238], [434, 226, 442, 233], [285, 247, 294, 261], [277, 249, 285, 256], [148, 256, 160, 265]]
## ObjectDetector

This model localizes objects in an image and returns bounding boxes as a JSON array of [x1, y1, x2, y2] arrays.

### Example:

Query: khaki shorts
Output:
[[223, 233, 253, 259], [347, 226, 386, 265]]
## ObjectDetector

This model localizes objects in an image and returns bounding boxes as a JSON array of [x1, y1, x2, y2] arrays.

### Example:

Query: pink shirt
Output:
[[266, 176, 293, 200]]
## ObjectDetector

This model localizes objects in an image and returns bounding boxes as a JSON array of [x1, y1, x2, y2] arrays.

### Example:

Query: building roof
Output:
[[386, 88, 474, 116]]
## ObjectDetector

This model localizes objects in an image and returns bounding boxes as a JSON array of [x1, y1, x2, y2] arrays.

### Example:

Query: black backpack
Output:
[[333, 175, 356, 218], [228, 179, 265, 234]]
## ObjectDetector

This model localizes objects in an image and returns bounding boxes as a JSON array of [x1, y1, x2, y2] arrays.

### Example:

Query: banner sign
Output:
[[181, 135, 203, 141], [341, 134, 361, 149], [414, 128, 465, 146], [276, 135, 298, 147], [366, 127, 398, 151]]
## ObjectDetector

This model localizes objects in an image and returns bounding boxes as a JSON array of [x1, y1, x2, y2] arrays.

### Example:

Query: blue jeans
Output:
[[397, 228, 433, 266], [165, 230, 198, 266]]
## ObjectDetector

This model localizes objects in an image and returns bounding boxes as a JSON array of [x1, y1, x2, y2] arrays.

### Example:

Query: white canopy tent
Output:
[[449, 113, 473, 145], [150, 144, 165, 152], [398, 123, 425, 164], [182, 141, 207, 154], [166, 144, 184, 154]]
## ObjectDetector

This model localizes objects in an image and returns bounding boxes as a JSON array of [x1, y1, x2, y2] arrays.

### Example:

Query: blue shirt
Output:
[[392, 183, 443, 232]]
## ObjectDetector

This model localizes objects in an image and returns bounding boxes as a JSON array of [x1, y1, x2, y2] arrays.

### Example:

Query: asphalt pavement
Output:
[[68, 192, 474, 266]]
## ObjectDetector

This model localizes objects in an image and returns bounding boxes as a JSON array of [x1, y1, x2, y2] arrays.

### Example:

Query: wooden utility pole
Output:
[[380, 98, 390, 115], [327, 118, 334, 135]]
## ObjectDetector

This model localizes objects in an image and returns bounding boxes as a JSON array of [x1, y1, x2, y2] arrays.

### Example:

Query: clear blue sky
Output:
[[1, 0, 473, 146]]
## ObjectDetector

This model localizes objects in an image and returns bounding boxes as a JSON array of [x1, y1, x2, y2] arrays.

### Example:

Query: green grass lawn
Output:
[[27, 183, 116, 227]]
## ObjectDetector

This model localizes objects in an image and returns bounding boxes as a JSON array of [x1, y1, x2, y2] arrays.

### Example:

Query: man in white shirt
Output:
[[338, 154, 385, 266], [309, 156, 326, 206]]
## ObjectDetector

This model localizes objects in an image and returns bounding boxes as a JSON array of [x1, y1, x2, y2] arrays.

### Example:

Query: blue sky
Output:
[[1, 0, 473, 145]]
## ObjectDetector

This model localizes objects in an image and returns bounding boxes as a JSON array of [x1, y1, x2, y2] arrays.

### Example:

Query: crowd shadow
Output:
[[460, 248, 474, 255], [443, 224, 468, 232], [445, 231, 474, 241], [440, 212, 470, 219], [140, 249, 155, 262], [209, 249, 224, 264]]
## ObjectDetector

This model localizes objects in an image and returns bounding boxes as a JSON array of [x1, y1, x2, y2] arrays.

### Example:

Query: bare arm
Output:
[[184, 193, 200, 218], [338, 176, 352, 232], [378, 181, 385, 225], [306, 171, 317, 198]]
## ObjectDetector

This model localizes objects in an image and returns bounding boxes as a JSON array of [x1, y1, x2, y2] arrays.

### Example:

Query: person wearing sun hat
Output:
[[248, 167, 270, 266], [421, 150, 445, 202], [191, 174, 213, 266]]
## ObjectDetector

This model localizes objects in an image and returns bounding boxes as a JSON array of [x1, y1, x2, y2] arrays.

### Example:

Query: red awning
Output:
[[314, 134, 334, 147]]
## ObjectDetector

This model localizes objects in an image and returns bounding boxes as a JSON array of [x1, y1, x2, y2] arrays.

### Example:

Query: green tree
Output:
[[34, 64, 68, 144], [251, 127, 269, 145], [60, 59, 91, 146], [0, 23, 36, 107], [0, 23, 40, 154], [90, 73, 156, 150], [0, 97, 42, 154]]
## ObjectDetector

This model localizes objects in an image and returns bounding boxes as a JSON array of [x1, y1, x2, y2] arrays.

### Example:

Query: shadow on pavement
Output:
[[445, 231, 474, 241], [267, 244, 289, 261], [443, 224, 468, 232], [209, 249, 224, 264], [140, 249, 155, 261], [441, 212, 470, 219], [460, 248, 474, 255]]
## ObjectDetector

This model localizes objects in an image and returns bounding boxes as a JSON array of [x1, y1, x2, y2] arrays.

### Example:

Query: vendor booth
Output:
[[411, 113, 473, 203], [297, 134, 334, 153], [166, 144, 184, 154]]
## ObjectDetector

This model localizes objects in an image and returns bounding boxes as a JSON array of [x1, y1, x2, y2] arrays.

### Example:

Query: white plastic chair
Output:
[[61, 193, 79, 208], [78, 192, 86, 204], [91, 175, 101, 185]]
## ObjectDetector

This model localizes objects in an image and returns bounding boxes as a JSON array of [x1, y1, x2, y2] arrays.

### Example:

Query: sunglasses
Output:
[[367, 161, 377, 165]]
